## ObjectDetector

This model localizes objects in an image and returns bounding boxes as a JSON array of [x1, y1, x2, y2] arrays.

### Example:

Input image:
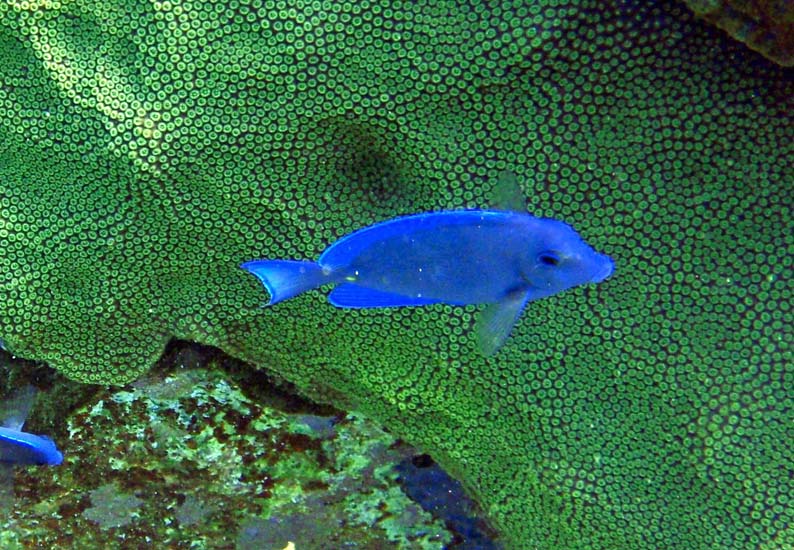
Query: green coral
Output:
[[0, 1, 792, 548]]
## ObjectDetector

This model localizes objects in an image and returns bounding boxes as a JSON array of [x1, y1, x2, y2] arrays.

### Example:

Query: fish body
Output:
[[0, 386, 63, 466], [242, 175, 614, 354], [327, 209, 615, 304]]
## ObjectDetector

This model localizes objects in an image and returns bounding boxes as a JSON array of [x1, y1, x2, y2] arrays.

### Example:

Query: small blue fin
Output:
[[475, 290, 531, 356], [0, 427, 63, 465], [241, 260, 328, 305], [329, 284, 442, 308]]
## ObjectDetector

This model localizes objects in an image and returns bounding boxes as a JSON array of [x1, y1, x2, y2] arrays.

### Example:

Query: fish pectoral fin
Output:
[[475, 290, 532, 356], [329, 284, 442, 308]]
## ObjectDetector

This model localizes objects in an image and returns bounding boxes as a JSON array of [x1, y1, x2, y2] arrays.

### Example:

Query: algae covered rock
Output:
[[3, 361, 462, 549]]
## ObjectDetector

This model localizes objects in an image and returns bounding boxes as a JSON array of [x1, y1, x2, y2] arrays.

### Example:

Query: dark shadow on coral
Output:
[[150, 339, 342, 417], [310, 115, 435, 216], [396, 453, 503, 550]]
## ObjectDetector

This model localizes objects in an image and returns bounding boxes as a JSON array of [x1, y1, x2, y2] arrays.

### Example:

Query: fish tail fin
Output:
[[241, 260, 328, 305]]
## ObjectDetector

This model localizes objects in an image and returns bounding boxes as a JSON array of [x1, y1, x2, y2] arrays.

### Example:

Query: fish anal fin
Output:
[[475, 289, 531, 356], [329, 284, 442, 308]]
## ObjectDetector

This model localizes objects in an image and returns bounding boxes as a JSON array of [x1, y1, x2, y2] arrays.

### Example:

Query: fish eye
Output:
[[538, 251, 560, 266]]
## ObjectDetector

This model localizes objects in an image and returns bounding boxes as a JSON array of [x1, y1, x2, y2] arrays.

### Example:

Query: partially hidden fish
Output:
[[241, 172, 614, 355], [0, 386, 63, 466]]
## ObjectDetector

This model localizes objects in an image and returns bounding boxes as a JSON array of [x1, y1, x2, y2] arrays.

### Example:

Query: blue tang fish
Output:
[[0, 386, 63, 466], [242, 172, 614, 354]]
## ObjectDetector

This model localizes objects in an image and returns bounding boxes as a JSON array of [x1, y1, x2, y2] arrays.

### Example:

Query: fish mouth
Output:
[[594, 256, 615, 282]]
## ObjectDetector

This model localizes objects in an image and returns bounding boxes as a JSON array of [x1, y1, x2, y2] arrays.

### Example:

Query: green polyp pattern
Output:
[[0, 1, 792, 548]]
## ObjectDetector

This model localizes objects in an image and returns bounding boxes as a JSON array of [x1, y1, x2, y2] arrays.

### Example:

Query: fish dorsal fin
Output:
[[319, 210, 508, 272], [475, 289, 531, 356], [329, 284, 442, 308], [490, 170, 526, 212], [0, 385, 36, 431]]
